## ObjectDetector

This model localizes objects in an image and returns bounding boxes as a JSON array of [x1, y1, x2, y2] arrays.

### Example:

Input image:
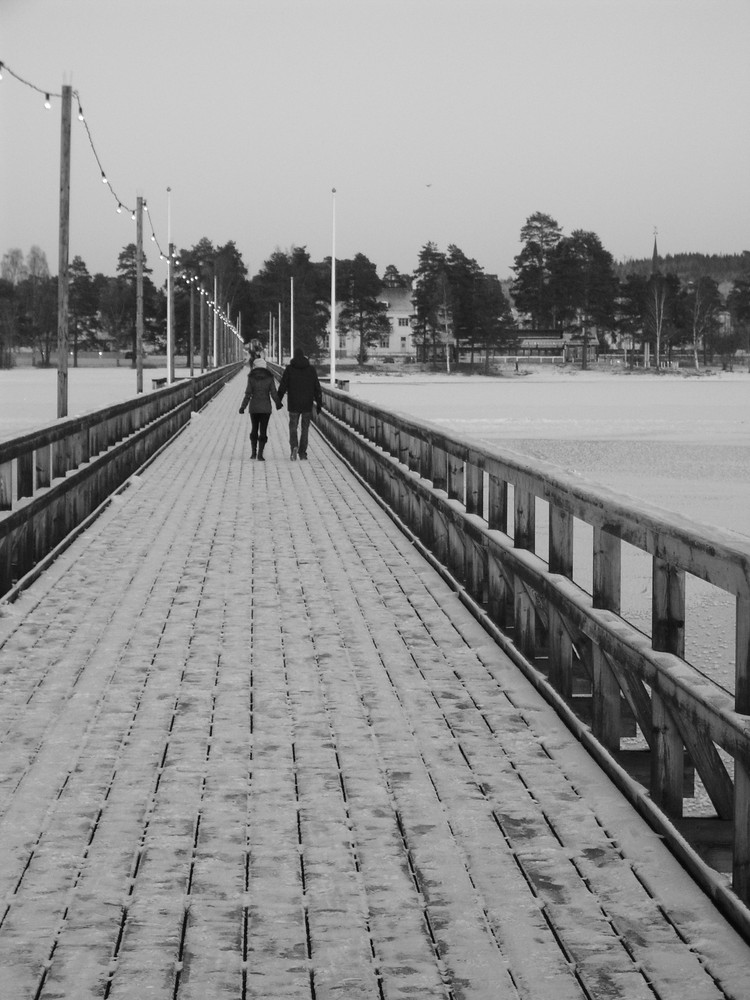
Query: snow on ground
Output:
[[0, 365, 185, 441], [349, 366, 750, 535], [1, 364, 748, 693]]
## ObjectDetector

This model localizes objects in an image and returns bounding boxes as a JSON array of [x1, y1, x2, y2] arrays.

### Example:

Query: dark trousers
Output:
[[250, 412, 270, 453], [288, 411, 312, 456]]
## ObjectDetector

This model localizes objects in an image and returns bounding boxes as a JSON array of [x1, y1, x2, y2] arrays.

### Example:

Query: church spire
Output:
[[651, 227, 660, 275]]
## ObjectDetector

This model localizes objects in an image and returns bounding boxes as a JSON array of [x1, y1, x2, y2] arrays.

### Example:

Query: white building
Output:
[[337, 283, 417, 363]]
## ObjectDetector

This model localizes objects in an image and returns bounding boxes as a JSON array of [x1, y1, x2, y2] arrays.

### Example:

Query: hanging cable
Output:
[[1, 59, 175, 271]]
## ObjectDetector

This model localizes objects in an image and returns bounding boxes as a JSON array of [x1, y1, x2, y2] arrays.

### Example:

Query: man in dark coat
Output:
[[276, 347, 323, 461]]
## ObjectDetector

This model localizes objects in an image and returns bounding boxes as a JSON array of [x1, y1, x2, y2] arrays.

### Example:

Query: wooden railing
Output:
[[315, 384, 750, 927], [0, 364, 242, 597]]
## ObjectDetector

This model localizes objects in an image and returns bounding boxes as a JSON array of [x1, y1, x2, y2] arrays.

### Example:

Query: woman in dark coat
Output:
[[238, 358, 281, 460]]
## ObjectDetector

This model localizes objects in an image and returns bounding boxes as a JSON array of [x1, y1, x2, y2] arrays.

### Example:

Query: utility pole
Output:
[[330, 188, 336, 385], [166, 188, 173, 383], [199, 282, 206, 372], [57, 83, 72, 418], [136, 197, 144, 393], [212, 276, 218, 368], [188, 275, 195, 377], [167, 243, 175, 383], [290, 276, 295, 358]]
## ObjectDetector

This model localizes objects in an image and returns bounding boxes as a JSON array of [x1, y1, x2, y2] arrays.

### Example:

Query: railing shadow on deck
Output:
[[315, 380, 750, 940], [0, 363, 243, 597]]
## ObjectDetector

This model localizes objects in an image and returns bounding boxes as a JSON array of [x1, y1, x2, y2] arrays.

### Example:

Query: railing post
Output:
[[0, 460, 11, 510], [408, 433, 422, 474], [487, 475, 508, 533], [17, 453, 34, 500], [651, 558, 687, 816], [734, 588, 750, 902], [590, 528, 623, 748], [513, 488, 537, 657], [465, 463, 483, 517], [548, 506, 574, 697], [514, 488, 534, 549], [36, 444, 51, 490], [653, 558, 685, 655], [431, 446, 447, 492], [447, 450, 463, 502], [420, 438, 432, 482]]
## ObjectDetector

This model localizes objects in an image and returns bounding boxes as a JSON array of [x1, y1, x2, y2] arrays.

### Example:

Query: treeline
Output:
[[3, 214, 750, 369], [0, 238, 517, 367], [614, 251, 750, 287], [510, 212, 750, 367]]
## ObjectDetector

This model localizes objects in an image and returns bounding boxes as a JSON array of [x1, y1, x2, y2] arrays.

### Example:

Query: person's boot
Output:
[[250, 434, 257, 459], [257, 437, 267, 461]]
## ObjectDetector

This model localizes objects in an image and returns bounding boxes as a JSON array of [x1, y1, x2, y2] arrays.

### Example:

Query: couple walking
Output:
[[238, 345, 322, 462]]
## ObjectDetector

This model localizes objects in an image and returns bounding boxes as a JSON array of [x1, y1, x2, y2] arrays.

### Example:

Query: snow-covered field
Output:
[[350, 367, 750, 537], [0, 365, 183, 441], [1, 364, 748, 692]]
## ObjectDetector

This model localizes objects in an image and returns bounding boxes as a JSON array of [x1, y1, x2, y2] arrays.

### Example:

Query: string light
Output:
[[0, 60, 60, 99], [1, 59, 184, 276]]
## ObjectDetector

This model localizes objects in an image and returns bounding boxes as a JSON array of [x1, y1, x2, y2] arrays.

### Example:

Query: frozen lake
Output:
[[350, 369, 750, 538]]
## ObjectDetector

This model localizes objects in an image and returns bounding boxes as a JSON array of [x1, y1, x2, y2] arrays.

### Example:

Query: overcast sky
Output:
[[2, 0, 749, 284]]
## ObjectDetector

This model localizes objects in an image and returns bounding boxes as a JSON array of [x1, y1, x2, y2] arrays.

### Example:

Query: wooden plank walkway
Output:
[[1, 370, 749, 1000]]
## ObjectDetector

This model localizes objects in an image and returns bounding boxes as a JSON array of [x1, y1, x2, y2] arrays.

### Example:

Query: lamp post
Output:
[[136, 196, 144, 393], [213, 275, 218, 369], [57, 83, 72, 417], [166, 187, 174, 384], [198, 259, 210, 372], [188, 271, 196, 377], [330, 187, 336, 385]]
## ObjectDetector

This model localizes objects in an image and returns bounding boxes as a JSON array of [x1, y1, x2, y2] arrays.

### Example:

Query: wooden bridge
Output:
[[1, 366, 750, 999]]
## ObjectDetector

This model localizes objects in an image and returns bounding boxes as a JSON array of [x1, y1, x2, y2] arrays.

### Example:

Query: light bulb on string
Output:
[[44, 93, 51, 109], [101, 172, 107, 184], [117, 203, 122, 214], [131, 210, 136, 220], [0, 62, 4, 81], [77, 104, 84, 121]]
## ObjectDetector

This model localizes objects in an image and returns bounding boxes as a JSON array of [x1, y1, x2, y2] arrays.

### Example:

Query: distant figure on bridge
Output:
[[276, 347, 323, 461], [238, 357, 280, 461], [247, 338, 265, 369]]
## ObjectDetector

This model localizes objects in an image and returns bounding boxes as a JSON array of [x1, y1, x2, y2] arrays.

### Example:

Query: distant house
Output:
[[375, 285, 416, 361], [337, 281, 418, 363], [514, 328, 598, 364]]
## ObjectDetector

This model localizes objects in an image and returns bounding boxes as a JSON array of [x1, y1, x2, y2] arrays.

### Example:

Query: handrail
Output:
[[0, 364, 242, 597], [314, 381, 750, 920]]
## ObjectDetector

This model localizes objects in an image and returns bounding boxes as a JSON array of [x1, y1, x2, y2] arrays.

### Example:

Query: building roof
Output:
[[378, 286, 412, 311]]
